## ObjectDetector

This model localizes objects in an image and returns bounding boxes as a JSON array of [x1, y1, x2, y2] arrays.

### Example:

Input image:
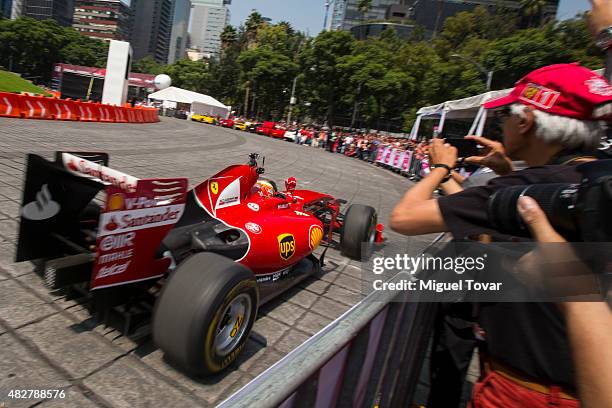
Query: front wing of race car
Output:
[[16, 151, 188, 291]]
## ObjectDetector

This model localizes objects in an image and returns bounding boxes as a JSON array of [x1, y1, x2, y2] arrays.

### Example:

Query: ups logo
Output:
[[278, 233, 296, 261]]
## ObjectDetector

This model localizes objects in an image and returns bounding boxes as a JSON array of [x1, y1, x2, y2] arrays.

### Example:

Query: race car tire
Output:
[[153, 252, 258, 376], [340, 204, 377, 260]]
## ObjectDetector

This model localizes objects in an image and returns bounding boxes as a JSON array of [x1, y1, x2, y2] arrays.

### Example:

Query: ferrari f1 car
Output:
[[16, 152, 377, 376]]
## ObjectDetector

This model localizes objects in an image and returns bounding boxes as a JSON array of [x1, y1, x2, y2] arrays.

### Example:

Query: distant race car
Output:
[[192, 114, 217, 124], [16, 152, 377, 377], [248, 122, 262, 133], [284, 129, 298, 142], [270, 125, 287, 139], [220, 118, 235, 128], [234, 121, 248, 131], [256, 121, 275, 136]]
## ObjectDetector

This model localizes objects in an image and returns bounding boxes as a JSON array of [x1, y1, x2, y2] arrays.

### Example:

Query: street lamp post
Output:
[[450, 54, 493, 91], [287, 76, 298, 125]]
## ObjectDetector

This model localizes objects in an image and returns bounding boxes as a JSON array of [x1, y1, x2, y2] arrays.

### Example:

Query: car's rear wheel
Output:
[[340, 204, 377, 260], [153, 253, 258, 376]]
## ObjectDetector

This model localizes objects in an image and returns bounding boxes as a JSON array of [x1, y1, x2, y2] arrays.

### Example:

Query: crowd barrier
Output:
[[0, 92, 159, 123], [219, 233, 448, 408], [375, 145, 429, 179]]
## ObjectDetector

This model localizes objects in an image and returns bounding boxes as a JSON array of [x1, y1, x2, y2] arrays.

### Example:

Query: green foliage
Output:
[[131, 56, 165, 75], [0, 17, 108, 82], [163, 59, 212, 94]]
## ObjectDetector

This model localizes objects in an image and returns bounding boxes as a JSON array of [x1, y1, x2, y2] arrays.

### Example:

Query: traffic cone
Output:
[[375, 224, 385, 243]]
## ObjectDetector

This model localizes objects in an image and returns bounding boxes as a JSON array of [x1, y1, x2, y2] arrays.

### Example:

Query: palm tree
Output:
[[357, 0, 372, 39], [220, 25, 237, 50], [520, 0, 547, 28], [245, 11, 265, 48]]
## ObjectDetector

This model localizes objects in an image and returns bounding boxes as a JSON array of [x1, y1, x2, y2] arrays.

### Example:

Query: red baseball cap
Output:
[[484, 63, 612, 120]]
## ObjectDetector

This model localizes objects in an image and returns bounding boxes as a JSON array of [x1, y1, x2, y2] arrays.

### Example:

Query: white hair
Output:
[[510, 104, 605, 151]]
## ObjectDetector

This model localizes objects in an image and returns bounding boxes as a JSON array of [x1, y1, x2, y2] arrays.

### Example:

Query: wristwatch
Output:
[[595, 26, 612, 51], [431, 164, 452, 183]]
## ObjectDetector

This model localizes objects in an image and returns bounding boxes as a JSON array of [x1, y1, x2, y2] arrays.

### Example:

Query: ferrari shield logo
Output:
[[278, 233, 296, 261], [210, 181, 219, 195]]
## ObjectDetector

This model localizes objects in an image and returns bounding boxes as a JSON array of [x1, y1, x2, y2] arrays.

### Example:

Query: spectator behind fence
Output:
[[390, 63, 612, 407]]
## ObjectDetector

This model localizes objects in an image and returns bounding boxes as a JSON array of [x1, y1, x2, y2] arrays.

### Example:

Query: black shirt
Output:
[[438, 164, 583, 390]]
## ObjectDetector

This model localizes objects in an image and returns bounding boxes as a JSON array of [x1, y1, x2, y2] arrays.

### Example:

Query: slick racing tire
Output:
[[153, 253, 258, 376], [340, 204, 377, 260]]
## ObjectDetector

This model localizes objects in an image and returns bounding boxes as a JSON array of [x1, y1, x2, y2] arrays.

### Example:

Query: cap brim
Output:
[[484, 94, 518, 109]]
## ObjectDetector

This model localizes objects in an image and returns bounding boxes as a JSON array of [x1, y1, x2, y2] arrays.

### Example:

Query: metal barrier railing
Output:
[[218, 234, 447, 408]]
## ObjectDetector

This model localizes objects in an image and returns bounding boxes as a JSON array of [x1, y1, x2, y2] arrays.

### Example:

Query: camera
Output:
[[487, 159, 612, 241]]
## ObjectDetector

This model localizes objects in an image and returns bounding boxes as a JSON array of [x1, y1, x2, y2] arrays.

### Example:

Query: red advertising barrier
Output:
[[0, 92, 159, 123]]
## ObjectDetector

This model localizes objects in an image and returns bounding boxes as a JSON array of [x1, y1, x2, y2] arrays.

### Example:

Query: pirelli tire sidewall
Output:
[[153, 252, 258, 377], [340, 204, 377, 261]]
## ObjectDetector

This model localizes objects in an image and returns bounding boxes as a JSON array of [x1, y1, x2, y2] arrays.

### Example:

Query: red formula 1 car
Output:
[[15, 152, 377, 376]]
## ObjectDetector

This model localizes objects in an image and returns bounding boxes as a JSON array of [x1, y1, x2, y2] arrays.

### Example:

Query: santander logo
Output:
[[62, 153, 138, 193]]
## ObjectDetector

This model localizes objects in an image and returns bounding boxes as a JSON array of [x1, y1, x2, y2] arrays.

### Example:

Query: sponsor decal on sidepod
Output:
[[278, 233, 296, 261], [244, 222, 262, 234]]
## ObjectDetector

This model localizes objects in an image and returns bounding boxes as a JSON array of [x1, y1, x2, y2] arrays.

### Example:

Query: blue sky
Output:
[[228, 0, 592, 35]]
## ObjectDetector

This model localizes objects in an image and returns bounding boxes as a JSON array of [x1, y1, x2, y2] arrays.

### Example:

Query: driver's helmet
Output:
[[254, 180, 275, 197]]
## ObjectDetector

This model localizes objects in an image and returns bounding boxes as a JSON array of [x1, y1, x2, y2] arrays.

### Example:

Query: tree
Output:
[[339, 37, 414, 128], [244, 11, 265, 49], [357, 0, 372, 16], [220, 25, 238, 50], [131, 55, 165, 75], [0, 17, 108, 83], [164, 59, 211, 94], [238, 47, 298, 119], [520, 0, 548, 28], [299, 31, 356, 125], [482, 25, 571, 89]]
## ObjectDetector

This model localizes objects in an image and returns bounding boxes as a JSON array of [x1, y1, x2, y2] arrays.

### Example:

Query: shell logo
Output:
[[309, 225, 324, 250], [107, 193, 124, 211]]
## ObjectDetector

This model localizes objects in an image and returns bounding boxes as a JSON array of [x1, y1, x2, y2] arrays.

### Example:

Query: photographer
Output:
[[518, 196, 612, 408], [391, 64, 612, 407]]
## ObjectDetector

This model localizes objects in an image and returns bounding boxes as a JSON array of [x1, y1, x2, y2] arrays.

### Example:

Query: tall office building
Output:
[[130, 0, 174, 63], [189, 0, 230, 58], [1, 0, 25, 19], [1, 0, 12, 17], [412, 0, 559, 37], [335, 0, 560, 37], [326, 0, 347, 31], [73, 0, 131, 41], [15, 0, 75, 26], [167, 0, 192, 63]]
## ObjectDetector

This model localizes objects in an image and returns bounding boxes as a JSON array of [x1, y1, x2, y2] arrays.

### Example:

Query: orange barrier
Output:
[[0, 92, 24, 118], [60, 99, 79, 121], [0, 93, 159, 123], [21, 95, 52, 119]]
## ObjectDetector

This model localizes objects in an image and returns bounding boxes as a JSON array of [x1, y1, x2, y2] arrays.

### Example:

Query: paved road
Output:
[[0, 117, 432, 407]]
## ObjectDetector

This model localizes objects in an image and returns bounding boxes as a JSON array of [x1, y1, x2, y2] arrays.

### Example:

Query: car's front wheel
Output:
[[340, 204, 377, 260], [153, 253, 258, 376]]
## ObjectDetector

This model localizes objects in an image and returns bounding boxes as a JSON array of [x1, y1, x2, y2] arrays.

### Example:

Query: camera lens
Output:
[[488, 183, 579, 238]]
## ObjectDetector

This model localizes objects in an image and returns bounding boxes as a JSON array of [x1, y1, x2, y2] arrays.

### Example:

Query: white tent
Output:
[[147, 86, 230, 118], [411, 88, 512, 139]]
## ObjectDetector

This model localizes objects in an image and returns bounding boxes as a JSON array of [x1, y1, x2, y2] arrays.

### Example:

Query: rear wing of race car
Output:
[[16, 152, 188, 290]]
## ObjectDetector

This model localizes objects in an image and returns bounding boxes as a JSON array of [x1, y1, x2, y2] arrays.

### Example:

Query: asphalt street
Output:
[[0, 117, 433, 407]]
